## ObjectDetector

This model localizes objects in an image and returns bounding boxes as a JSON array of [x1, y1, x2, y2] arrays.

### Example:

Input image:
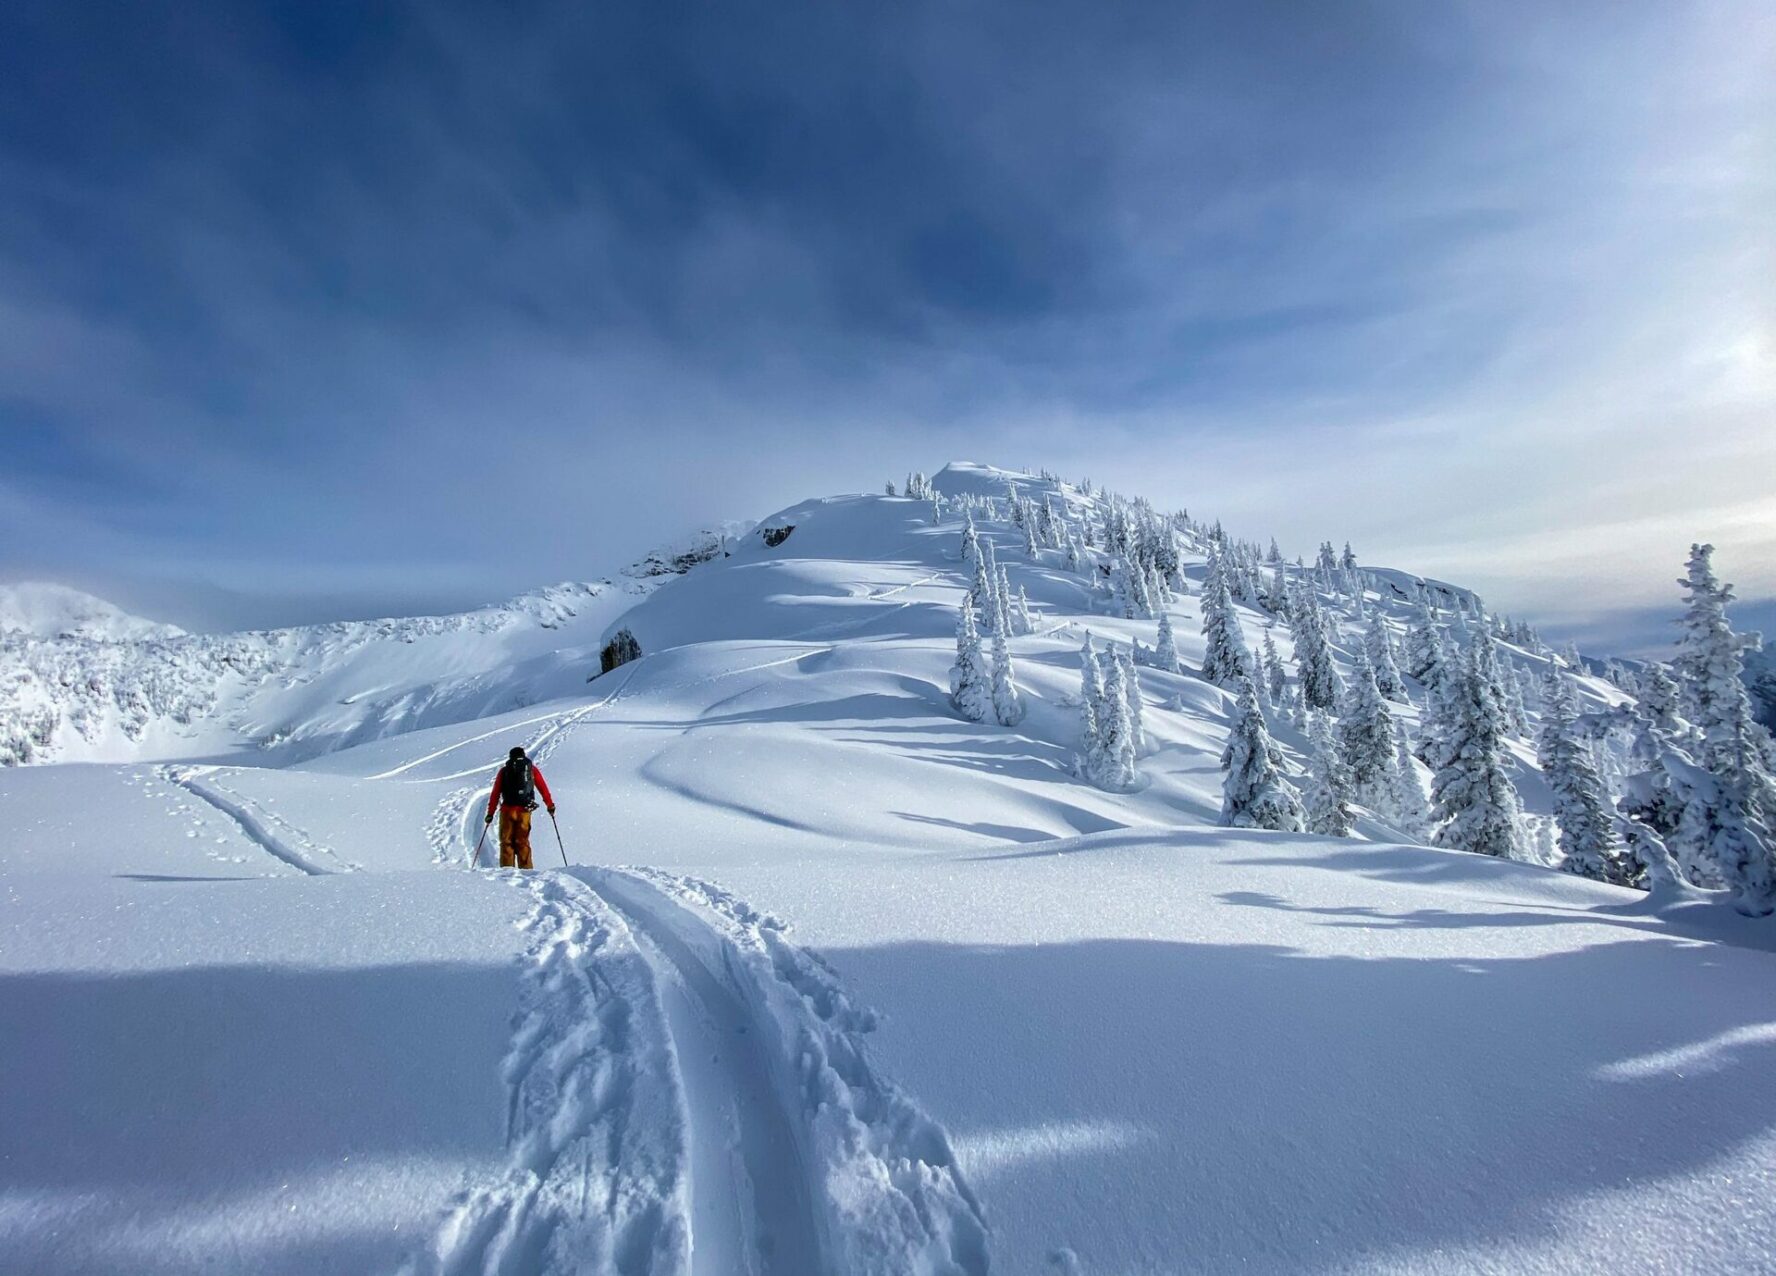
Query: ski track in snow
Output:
[[418, 662, 643, 786], [603, 868, 991, 1276], [406, 871, 691, 1276], [367, 707, 589, 780], [420, 648, 833, 859], [163, 765, 359, 875], [586, 868, 825, 1276]]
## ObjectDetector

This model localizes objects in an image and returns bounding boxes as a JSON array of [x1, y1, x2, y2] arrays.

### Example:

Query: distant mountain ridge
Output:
[[0, 528, 742, 767], [0, 582, 186, 643]]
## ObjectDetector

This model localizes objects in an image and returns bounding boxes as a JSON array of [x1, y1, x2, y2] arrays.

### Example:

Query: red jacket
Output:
[[487, 762, 554, 816]]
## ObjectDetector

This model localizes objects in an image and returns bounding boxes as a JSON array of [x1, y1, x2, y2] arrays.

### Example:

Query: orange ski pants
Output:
[[498, 806, 533, 870]]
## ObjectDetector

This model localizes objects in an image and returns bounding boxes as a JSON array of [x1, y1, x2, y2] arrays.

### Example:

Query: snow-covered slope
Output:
[[4, 464, 1772, 1275], [0, 581, 185, 642], [0, 529, 744, 768]]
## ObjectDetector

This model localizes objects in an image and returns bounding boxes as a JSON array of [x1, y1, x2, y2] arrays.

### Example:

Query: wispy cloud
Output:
[[0, 1, 1769, 640]]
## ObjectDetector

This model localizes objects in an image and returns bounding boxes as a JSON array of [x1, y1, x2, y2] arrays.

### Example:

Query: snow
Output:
[[0, 581, 186, 642], [5, 463, 1776, 1273]]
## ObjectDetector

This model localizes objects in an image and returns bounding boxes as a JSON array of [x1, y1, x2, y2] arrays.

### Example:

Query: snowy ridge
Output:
[[407, 871, 691, 1276], [606, 867, 990, 1276], [0, 581, 186, 642], [0, 534, 729, 767]]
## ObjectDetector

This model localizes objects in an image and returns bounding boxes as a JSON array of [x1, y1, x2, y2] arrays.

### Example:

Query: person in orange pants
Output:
[[484, 746, 556, 870]]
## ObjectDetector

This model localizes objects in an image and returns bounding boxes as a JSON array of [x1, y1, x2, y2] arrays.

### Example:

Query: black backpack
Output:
[[500, 757, 536, 807]]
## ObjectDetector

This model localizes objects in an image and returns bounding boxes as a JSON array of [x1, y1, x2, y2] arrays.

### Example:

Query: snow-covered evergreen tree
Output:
[[1262, 628, 1287, 704], [1500, 663, 1529, 736], [1263, 563, 1290, 616], [1429, 630, 1524, 858], [1078, 634, 1102, 756], [1336, 648, 1395, 807], [960, 512, 980, 566], [990, 626, 1025, 726], [1403, 604, 1443, 683], [1537, 672, 1623, 884], [995, 558, 1016, 638], [949, 596, 993, 723], [1089, 644, 1138, 791], [1669, 544, 1775, 912], [1121, 644, 1145, 754], [1200, 545, 1253, 687], [1391, 722, 1431, 841], [1221, 681, 1306, 831], [1289, 589, 1340, 711], [1636, 664, 1684, 735], [1014, 585, 1034, 637], [1366, 617, 1406, 701], [1154, 612, 1182, 674], [1304, 712, 1354, 837], [968, 546, 996, 635]]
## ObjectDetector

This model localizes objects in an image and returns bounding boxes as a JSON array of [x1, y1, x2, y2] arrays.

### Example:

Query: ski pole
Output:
[[548, 809, 570, 868], [470, 819, 490, 869]]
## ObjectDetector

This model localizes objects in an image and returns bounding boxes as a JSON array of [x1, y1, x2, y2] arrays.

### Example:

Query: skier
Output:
[[484, 746, 555, 870]]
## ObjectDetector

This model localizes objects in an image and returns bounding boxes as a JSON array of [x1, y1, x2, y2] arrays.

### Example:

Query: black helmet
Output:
[[509, 746, 526, 759]]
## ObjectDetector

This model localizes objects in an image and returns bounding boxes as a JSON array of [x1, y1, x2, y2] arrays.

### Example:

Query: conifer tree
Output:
[[960, 511, 980, 566], [1670, 544, 1775, 911], [969, 546, 996, 635], [1515, 663, 1540, 715], [1637, 664, 1684, 735], [1154, 611, 1182, 674], [1304, 712, 1355, 837], [1121, 644, 1145, 754], [1263, 563, 1290, 616], [995, 559, 1016, 638], [1366, 617, 1406, 701], [1262, 629, 1287, 704], [1403, 604, 1444, 683], [990, 626, 1025, 726], [1015, 585, 1035, 637], [1391, 721, 1432, 841], [1336, 648, 1396, 806], [1089, 645, 1139, 791], [1222, 681, 1306, 831], [949, 596, 993, 723], [1537, 672, 1623, 884], [1430, 630, 1525, 858], [1618, 816, 1686, 894], [1200, 545, 1254, 687], [1078, 635, 1102, 757], [1289, 589, 1340, 711], [1500, 663, 1529, 736]]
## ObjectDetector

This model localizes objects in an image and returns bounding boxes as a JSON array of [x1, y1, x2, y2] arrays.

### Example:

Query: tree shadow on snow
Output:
[[0, 958, 535, 1275], [826, 933, 1776, 1274]]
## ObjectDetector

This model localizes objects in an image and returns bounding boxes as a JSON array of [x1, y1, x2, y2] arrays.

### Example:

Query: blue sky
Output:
[[1, 1, 1770, 650]]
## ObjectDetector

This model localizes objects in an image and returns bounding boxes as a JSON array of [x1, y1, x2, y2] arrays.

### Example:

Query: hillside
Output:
[[4, 464, 1774, 1275], [0, 529, 742, 768], [0, 581, 186, 642]]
